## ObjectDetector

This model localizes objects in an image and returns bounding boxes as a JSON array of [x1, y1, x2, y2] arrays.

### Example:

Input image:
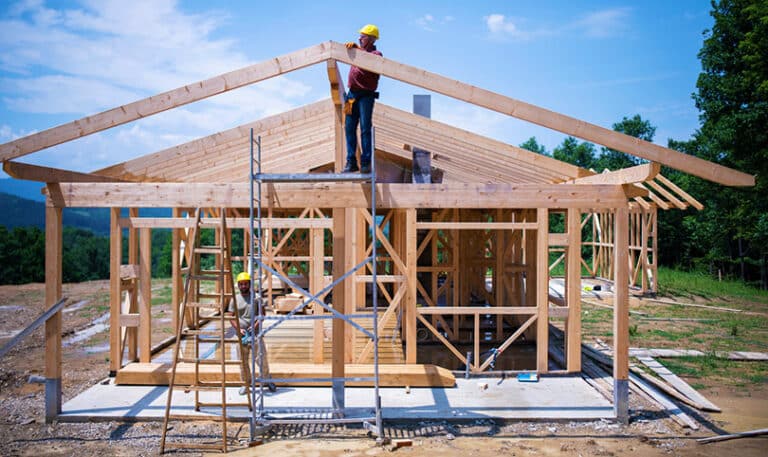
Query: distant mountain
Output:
[[0, 178, 47, 202], [0, 192, 172, 236]]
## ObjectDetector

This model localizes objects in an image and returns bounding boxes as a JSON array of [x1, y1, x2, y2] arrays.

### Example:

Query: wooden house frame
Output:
[[0, 41, 753, 423]]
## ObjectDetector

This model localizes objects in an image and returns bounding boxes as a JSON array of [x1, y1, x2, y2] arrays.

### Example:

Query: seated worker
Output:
[[229, 271, 276, 392]]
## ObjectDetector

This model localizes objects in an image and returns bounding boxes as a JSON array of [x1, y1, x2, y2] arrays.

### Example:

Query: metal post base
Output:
[[45, 377, 61, 423], [613, 379, 629, 424], [332, 379, 345, 416]]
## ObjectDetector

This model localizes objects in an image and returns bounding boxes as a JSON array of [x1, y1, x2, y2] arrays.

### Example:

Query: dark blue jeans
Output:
[[344, 92, 375, 167]]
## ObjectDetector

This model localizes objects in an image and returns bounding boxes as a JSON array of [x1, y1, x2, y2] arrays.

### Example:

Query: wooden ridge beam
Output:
[[49, 182, 636, 209], [0, 42, 333, 161], [3, 161, 127, 183], [330, 42, 754, 187], [566, 163, 660, 185]]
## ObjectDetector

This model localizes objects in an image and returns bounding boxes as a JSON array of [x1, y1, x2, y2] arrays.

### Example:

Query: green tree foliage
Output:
[[593, 115, 654, 171], [553, 137, 596, 169], [686, 0, 768, 287], [519, 136, 549, 155]]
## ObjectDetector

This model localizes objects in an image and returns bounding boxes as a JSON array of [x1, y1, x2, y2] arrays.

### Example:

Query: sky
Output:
[[0, 0, 714, 189]]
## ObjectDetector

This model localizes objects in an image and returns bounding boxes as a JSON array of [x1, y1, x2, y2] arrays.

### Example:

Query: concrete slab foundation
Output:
[[60, 375, 614, 422]]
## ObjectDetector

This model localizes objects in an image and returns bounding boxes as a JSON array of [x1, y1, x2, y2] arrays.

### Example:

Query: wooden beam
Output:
[[655, 174, 704, 210], [51, 182, 637, 209], [118, 216, 332, 229], [0, 42, 333, 160], [330, 42, 754, 187], [3, 161, 126, 183], [566, 163, 660, 185], [44, 196, 62, 422]]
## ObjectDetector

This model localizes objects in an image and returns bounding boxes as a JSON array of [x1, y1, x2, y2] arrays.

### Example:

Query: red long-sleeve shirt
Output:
[[347, 45, 382, 92]]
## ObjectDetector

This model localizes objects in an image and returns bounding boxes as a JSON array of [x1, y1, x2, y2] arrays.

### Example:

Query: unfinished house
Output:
[[0, 41, 754, 435]]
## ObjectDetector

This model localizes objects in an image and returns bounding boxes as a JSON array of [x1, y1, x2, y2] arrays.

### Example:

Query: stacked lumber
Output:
[[549, 326, 716, 429]]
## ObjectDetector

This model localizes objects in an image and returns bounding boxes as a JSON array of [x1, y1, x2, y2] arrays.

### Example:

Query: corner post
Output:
[[44, 192, 62, 422], [613, 205, 630, 423]]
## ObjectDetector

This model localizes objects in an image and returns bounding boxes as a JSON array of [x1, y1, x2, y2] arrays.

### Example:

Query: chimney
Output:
[[412, 95, 431, 184]]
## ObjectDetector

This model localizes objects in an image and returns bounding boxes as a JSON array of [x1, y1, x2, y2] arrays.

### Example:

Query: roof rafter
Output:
[[3, 161, 128, 183], [329, 41, 754, 187], [0, 42, 334, 161]]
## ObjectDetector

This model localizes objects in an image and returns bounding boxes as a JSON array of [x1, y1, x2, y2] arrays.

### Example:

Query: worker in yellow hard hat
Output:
[[228, 271, 276, 392], [342, 24, 382, 174]]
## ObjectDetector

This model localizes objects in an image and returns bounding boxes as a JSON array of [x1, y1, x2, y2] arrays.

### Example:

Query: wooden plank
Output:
[[139, 228, 152, 363], [416, 222, 538, 230], [566, 163, 660, 185], [3, 161, 126, 183], [44, 199, 62, 421], [566, 208, 581, 372], [417, 307, 537, 315], [115, 362, 455, 387], [127, 209, 139, 362], [331, 207, 345, 401], [118, 216, 332, 229], [636, 356, 721, 412], [536, 208, 549, 373], [331, 41, 754, 187], [0, 42, 332, 160], [50, 182, 635, 209]]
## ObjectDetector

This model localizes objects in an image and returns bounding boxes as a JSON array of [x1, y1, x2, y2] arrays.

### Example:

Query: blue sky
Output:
[[0, 0, 713, 186]]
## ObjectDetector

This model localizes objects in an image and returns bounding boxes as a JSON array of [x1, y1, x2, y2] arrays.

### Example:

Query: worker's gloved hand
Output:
[[343, 98, 354, 115], [345, 42, 358, 49]]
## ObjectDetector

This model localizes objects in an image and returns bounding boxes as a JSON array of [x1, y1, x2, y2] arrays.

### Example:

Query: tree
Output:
[[594, 115, 654, 171], [553, 137, 596, 169], [519, 136, 549, 155], [692, 0, 768, 287]]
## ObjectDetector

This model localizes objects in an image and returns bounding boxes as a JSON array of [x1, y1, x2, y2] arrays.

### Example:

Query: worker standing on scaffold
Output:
[[342, 24, 382, 174]]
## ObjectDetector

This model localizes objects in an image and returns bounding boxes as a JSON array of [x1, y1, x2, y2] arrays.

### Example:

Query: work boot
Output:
[[360, 163, 371, 174], [342, 163, 359, 173]]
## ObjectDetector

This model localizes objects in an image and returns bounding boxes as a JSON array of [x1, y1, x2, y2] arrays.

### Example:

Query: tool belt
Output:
[[344, 90, 380, 115]]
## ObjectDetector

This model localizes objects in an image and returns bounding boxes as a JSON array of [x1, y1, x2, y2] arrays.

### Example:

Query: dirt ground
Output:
[[1, 280, 766, 456]]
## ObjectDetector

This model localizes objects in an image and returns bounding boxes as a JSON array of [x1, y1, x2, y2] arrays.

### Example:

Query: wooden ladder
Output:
[[160, 208, 252, 453]]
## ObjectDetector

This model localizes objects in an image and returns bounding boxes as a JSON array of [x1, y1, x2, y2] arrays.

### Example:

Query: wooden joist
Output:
[[566, 163, 661, 185], [47, 182, 639, 209], [3, 161, 126, 183]]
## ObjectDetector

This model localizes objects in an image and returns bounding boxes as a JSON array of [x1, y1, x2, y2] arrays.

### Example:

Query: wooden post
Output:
[[109, 207, 122, 376], [171, 207, 182, 335], [44, 196, 62, 422], [405, 209, 418, 363], [641, 208, 649, 293], [344, 207, 357, 363], [127, 208, 139, 362], [139, 228, 152, 362], [331, 207, 346, 411], [536, 208, 549, 373], [566, 208, 582, 372], [311, 227, 325, 363], [613, 205, 630, 423]]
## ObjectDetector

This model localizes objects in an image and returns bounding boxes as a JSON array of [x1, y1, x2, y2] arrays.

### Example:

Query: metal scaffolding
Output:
[[247, 128, 384, 442]]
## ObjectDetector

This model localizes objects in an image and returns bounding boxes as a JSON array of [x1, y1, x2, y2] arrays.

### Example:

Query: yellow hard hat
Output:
[[359, 24, 379, 40], [236, 272, 250, 283]]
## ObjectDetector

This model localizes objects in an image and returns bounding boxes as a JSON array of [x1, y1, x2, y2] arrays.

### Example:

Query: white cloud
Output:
[[415, 13, 455, 32], [484, 8, 631, 42], [572, 8, 631, 38], [0, 0, 315, 171]]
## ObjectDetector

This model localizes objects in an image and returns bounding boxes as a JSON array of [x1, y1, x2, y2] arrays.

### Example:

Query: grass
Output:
[[657, 266, 768, 302], [580, 267, 768, 388]]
